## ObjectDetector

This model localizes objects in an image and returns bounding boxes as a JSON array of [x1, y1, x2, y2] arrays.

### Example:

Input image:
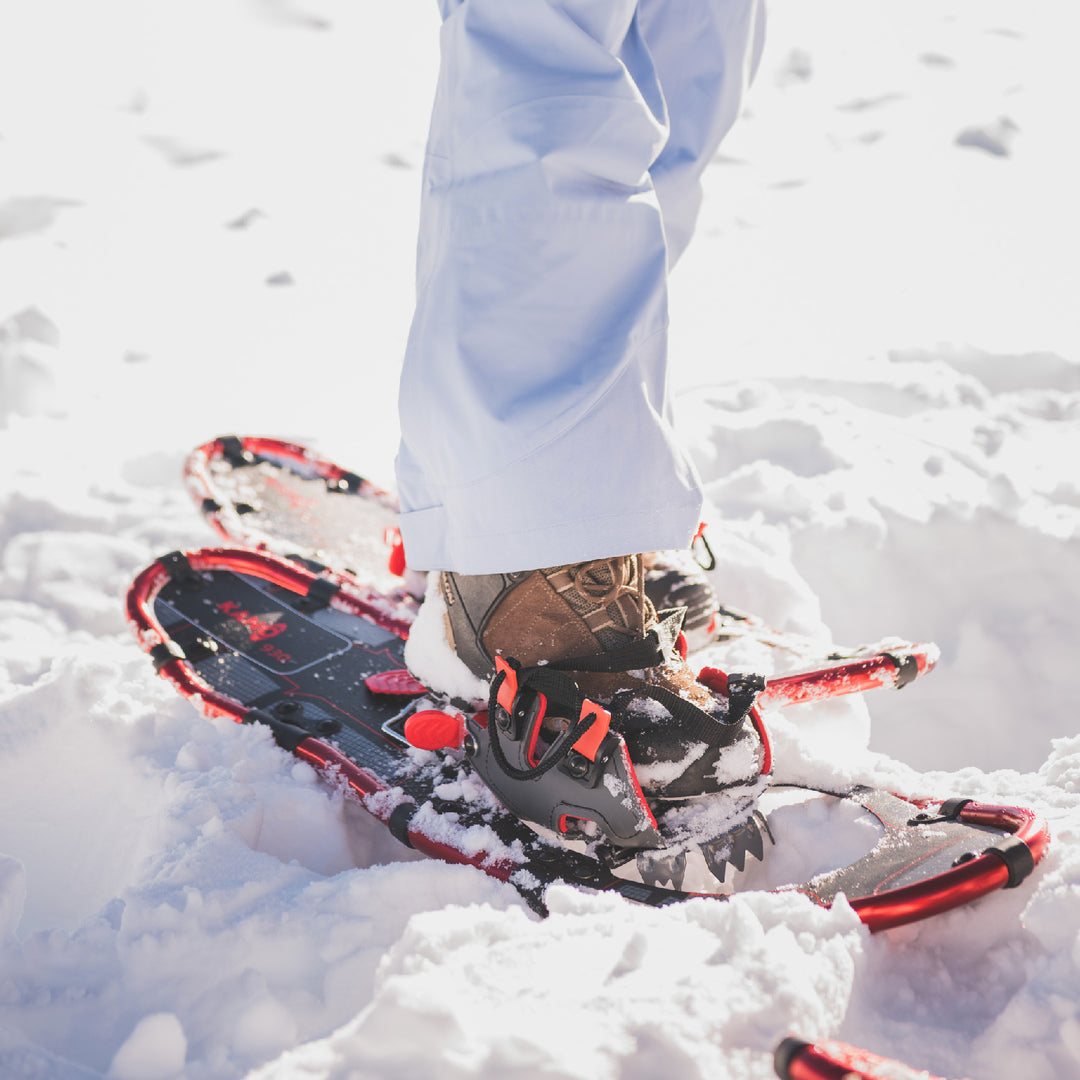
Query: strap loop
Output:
[[487, 660, 611, 782], [487, 652, 761, 788]]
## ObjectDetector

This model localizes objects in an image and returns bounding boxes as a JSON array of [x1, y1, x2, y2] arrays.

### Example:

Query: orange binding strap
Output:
[[494, 656, 519, 715], [572, 700, 611, 762], [385, 527, 407, 577]]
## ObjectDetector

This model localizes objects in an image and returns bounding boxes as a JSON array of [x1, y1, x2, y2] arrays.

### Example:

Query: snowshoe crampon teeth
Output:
[[699, 810, 773, 885], [620, 810, 774, 896], [636, 849, 688, 891]]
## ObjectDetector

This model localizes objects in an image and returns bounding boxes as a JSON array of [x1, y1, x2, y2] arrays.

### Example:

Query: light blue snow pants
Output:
[[396, 0, 766, 573]]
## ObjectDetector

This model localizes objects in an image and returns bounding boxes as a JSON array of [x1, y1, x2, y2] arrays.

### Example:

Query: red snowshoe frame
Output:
[[775, 1035, 954, 1080], [185, 434, 409, 575], [185, 435, 399, 526], [126, 546, 1049, 931]]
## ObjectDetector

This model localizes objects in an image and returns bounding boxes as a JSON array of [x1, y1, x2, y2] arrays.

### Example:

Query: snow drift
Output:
[[1, 1, 1078, 1078]]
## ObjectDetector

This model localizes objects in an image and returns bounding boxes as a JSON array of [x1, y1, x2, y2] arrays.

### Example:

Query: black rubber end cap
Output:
[[388, 802, 418, 849], [773, 1037, 810, 1079]]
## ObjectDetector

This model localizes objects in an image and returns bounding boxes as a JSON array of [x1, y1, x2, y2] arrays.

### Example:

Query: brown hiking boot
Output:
[[439, 554, 701, 702], [437, 554, 763, 800]]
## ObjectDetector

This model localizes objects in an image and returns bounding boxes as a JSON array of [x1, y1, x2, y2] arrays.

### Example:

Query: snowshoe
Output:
[[126, 544, 1050, 927], [184, 434, 940, 701]]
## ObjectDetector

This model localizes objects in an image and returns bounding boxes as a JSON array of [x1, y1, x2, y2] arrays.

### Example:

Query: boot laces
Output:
[[569, 557, 636, 605], [569, 556, 646, 636]]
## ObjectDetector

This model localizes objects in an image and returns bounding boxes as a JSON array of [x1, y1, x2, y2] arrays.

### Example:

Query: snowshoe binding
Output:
[[127, 542, 1050, 924], [415, 555, 770, 880]]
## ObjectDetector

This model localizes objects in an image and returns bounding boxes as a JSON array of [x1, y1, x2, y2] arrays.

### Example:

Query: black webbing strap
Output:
[[243, 708, 310, 753], [725, 673, 767, 723], [916, 797, 1035, 888], [327, 470, 367, 494], [939, 797, 974, 820], [299, 576, 339, 613], [150, 633, 218, 672], [388, 802, 418, 848], [610, 683, 736, 747], [486, 662, 606, 782], [537, 610, 683, 676], [985, 835, 1036, 888], [150, 641, 184, 672], [219, 435, 256, 467], [160, 550, 201, 587], [885, 649, 920, 689]]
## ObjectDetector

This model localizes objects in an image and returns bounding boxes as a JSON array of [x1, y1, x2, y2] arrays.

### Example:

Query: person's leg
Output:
[[397, 1, 769, 812], [396, 0, 701, 576], [639, 0, 767, 266]]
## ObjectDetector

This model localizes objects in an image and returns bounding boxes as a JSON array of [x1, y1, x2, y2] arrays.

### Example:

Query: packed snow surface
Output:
[[1, 1, 1079, 1078]]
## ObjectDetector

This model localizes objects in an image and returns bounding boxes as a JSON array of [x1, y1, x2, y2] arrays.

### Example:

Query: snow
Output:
[[108, 1014, 188, 1080], [0, 1, 1078, 1078], [404, 574, 490, 706]]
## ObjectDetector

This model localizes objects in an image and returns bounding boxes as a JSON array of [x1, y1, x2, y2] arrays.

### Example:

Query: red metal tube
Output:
[[776, 1037, 950, 1080], [762, 645, 937, 708], [849, 802, 1050, 933]]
